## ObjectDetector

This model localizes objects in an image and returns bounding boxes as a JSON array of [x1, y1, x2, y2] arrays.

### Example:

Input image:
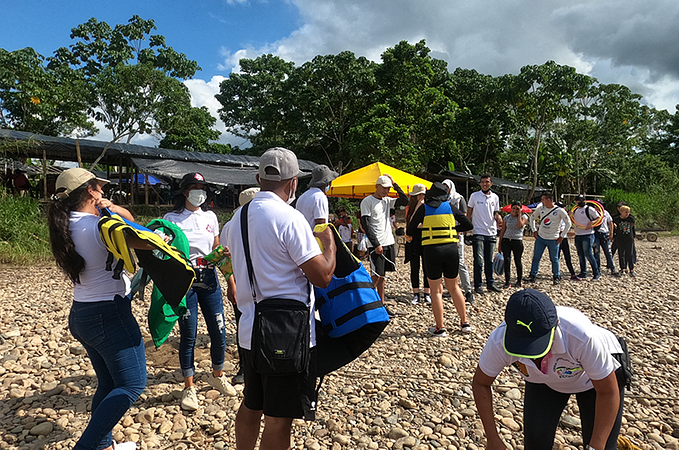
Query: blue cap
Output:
[[503, 289, 558, 358]]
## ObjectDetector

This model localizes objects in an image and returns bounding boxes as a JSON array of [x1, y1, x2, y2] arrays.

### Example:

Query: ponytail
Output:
[[47, 180, 96, 283]]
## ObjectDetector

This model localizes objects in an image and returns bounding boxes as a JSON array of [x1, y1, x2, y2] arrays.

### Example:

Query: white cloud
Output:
[[212, 0, 679, 113]]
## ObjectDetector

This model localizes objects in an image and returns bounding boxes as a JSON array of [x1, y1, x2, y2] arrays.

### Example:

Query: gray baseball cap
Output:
[[258, 147, 300, 181]]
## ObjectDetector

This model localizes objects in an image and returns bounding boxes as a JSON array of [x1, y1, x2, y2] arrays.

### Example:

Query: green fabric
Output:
[[145, 219, 190, 348]]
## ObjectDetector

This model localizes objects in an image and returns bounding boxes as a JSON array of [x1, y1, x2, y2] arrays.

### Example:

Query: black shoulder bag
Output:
[[240, 202, 310, 376]]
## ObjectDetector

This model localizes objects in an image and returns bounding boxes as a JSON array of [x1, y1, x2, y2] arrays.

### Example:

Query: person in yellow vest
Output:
[[406, 182, 474, 336]]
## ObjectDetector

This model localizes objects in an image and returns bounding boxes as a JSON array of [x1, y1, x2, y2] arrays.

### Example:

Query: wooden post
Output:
[[118, 156, 123, 204], [42, 148, 47, 199], [144, 171, 149, 205], [76, 139, 82, 168], [129, 163, 134, 206]]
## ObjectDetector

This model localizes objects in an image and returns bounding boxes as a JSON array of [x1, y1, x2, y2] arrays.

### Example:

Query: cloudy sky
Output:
[[3, 0, 679, 147]]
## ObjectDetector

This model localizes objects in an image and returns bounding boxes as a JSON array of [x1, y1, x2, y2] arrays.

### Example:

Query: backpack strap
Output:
[[240, 202, 258, 301]]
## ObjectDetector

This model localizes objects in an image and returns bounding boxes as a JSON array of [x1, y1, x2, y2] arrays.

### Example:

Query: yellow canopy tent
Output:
[[328, 162, 432, 199]]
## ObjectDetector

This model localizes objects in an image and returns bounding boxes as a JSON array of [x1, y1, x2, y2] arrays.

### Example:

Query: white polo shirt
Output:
[[572, 206, 600, 236], [468, 190, 500, 236], [163, 208, 219, 263], [296, 187, 329, 229], [221, 191, 321, 350], [70, 212, 131, 303], [479, 306, 622, 394]]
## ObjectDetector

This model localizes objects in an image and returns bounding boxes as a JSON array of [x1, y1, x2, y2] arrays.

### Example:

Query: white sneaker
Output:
[[208, 373, 237, 397], [423, 294, 432, 304], [112, 442, 137, 450], [180, 386, 199, 411], [411, 294, 420, 305], [461, 322, 472, 333]]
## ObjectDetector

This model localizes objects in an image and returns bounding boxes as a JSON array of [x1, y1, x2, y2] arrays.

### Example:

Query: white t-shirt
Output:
[[479, 306, 622, 394], [221, 191, 322, 350], [468, 190, 500, 236], [599, 210, 613, 235], [572, 206, 600, 236], [338, 223, 353, 243], [529, 205, 571, 240], [70, 212, 131, 303], [163, 208, 219, 263], [360, 195, 397, 247], [296, 187, 329, 229]]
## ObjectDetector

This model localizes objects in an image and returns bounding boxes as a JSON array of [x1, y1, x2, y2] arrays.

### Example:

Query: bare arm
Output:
[[96, 198, 135, 222], [466, 205, 474, 220], [588, 371, 621, 450], [472, 366, 508, 450], [300, 227, 336, 288], [226, 273, 237, 305]]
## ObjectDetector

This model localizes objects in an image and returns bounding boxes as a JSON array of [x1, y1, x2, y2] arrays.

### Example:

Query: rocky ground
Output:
[[1, 236, 679, 450]]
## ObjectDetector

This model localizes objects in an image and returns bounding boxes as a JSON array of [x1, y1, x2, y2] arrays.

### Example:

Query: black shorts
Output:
[[241, 347, 317, 420], [369, 244, 396, 277], [422, 242, 460, 280]]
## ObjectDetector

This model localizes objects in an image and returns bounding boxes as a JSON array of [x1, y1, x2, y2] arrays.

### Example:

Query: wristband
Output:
[[586, 445, 596, 450]]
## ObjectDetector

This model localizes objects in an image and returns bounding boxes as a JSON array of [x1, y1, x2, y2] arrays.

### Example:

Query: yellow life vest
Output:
[[421, 203, 458, 246], [98, 212, 195, 308]]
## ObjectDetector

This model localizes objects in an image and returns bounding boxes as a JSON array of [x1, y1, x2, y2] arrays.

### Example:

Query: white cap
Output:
[[376, 175, 393, 188]]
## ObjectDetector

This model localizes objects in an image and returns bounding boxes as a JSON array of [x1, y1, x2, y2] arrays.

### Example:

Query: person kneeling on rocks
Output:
[[472, 289, 629, 450]]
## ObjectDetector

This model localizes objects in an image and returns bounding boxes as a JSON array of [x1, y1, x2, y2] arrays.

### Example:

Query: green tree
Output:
[[0, 48, 95, 136], [158, 105, 223, 152]]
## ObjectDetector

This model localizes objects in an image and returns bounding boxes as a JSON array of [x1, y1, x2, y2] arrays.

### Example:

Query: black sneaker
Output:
[[524, 275, 537, 283], [385, 306, 396, 318], [612, 271, 621, 278], [503, 282, 511, 289], [465, 291, 475, 304], [487, 284, 502, 293], [553, 277, 561, 285], [474, 286, 485, 295], [515, 280, 522, 288], [428, 326, 447, 337]]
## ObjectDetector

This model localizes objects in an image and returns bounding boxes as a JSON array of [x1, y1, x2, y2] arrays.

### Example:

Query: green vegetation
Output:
[[0, 195, 52, 264], [605, 189, 679, 231]]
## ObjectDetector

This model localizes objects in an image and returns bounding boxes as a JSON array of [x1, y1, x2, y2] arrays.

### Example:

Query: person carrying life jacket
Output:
[[406, 181, 473, 337]]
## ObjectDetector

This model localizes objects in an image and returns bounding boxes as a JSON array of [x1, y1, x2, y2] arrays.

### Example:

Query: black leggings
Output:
[[409, 252, 429, 290], [501, 238, 523, 283], [558, 237, 576, 277], [617, 239, 635, 271], [523, 367, 625, 450]]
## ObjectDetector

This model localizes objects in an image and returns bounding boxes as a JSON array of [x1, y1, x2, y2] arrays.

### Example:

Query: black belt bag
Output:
[[252, 298, 310, 376]]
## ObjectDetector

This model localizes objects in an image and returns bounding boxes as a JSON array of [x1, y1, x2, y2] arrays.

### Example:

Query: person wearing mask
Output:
[[467, 174, 503, 294], [336, 207, 355, 254], [407, 182, 474, 336], [497, 201, 528, 288], [164, 173, 236, 411], [571, 194, 601, 280], [526, 193, 571, 285], [442, 179, 474, 304], [404, 184, 431, 305], [221, 147, 336, 450], [296, 165, 339, 228], [472, 289, 627, 450], [48, 168, 147, 450]]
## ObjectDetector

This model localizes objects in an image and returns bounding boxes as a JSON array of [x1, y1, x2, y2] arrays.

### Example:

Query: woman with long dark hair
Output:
[[48, 168, 146, 450], [163, 173, 235, 411], [405, 184, 431, 305]]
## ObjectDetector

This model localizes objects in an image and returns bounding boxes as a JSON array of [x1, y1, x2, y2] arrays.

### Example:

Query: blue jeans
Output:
[[574, 234, 600, 278], [472, 234, 497, 288], [530, 236, 560, 279], [179, 268, 226, 377], [69, 296, 147, 450], [594, 232, 616, 272]]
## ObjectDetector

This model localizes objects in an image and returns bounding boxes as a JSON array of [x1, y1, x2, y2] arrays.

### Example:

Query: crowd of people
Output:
[[47, 160, 635, 450]]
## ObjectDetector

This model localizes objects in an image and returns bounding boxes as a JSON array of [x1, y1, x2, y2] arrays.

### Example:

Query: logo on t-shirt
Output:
[[554, 358, 583, 378], [206, 224, 214, 234], [543, 218, 552, 226]]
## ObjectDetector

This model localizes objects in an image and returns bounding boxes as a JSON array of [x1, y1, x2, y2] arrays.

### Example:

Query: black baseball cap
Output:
[[503, 289, 558, 358], [179, 172, 209, 191], [576, 194, 586, 201]]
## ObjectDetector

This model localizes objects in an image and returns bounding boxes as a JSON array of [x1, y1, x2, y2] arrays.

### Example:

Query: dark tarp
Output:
[[131, 158, 260, 187], [0, 129, 319, 171]]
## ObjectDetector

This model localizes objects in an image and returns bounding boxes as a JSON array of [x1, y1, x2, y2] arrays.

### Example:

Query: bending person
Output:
[[407, 182, 474, 336], [48, 168, 147, 450], [164, 172, 236, 411], [472, 289, 627, 450]]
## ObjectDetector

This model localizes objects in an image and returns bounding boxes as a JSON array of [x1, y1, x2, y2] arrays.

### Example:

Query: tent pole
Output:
[[129, 163, 135, 206], [42, 148, 47, 199], [145, 171, 149, 205], [118, 156, 123, 204], [76, 139, 82, 168]]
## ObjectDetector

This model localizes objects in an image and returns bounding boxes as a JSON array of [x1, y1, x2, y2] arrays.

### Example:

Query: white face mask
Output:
[[187, 189, 207, 207], [286, 179, 298, 205], [324, 185, 331, 193]]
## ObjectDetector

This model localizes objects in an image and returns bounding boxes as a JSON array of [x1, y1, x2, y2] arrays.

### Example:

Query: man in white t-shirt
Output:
[[467, 174, 503, 294], [571, 194, 601, 280], [472, 289, 627, 450], [360, 174, 408, 311], [296, 165, 338, 228], [593, 208, 620, 277], [221, 147, 336, 449]]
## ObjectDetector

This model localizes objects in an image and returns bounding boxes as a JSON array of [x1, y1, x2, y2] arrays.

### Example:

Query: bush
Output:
[[0, 195, 52, 265], [605, 188, 679, 231]]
